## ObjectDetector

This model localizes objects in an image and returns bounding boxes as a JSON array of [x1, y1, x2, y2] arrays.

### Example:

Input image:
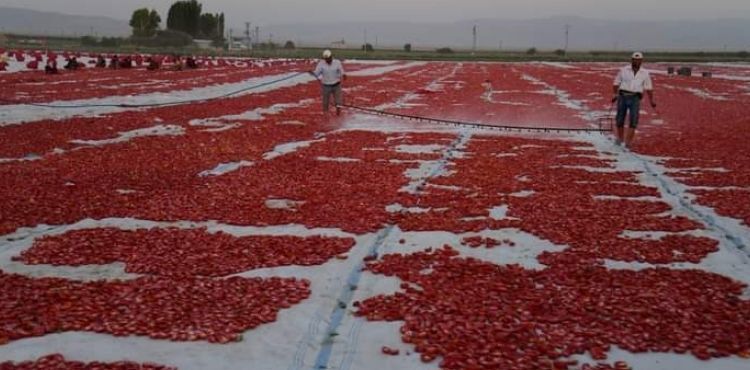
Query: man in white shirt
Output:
[[612, 52, 657, 148], [311, 49, 346, 116]]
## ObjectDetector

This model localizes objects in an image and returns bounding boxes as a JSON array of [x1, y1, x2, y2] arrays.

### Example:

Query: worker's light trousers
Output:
[[322, 82, 343, 112]]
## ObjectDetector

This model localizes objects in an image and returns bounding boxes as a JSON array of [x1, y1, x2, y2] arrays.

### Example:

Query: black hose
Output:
[[340, 104, 610, 134]]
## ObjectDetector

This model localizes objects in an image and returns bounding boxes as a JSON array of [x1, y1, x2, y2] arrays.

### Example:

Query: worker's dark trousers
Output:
[[322, 82, 343, 112], [615, 92, 642, 128]]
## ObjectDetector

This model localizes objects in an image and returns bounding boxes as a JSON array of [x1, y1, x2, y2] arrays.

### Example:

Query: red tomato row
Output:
[[0, 354, 174, 370], [356, 247, 750, 370], [0, 272, 310, 344], [16, 227, 355, 277]]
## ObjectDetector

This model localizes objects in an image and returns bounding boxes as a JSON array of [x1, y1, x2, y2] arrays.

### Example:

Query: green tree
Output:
[[134, 30, 193, 47], [81, 36, 98, 46], [199, 13, 218, 39], [217, 13, 225, 40], [167, 0, 202, 38], [403, 43, 412, 52], [100, 37, 123, 47], [257, 42, 278, 50], [148, 10, 162, 35], [198, 12, 225, 40], [526, 47, 537, 55], [284, 40, 296, 49], [130, 8, 161, 37]]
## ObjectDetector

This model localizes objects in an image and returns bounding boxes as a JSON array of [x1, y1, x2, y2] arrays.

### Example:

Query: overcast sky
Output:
[[1, 0, 749, 27]]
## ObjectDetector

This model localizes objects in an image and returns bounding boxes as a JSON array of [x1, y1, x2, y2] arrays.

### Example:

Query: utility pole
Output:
[[364, 28, 368, 54], [245, 22, 251, 49], [255, 26, 260, 47], [472, 25, 478, 54], [564, 24, 571, 55]]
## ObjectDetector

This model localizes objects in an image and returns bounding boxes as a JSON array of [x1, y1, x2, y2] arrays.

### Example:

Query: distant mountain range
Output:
[[1, 7, 749, 51], [266, 17, 750, 51], [0, 7, 129, 37]]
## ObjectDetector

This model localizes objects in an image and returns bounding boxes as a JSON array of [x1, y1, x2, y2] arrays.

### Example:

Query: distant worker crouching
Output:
[[95, 55, 107, 68], [612, 52, 657, 148], [110, 55, 120, 69], [0, 54, 8, 72], [146, 57, 161, 71], [44, 58, 58, 74], [64, 56, 82, 70], [119, 56, 133, 69], [186, 56, 199, 69], [311, 50, 346, 116]]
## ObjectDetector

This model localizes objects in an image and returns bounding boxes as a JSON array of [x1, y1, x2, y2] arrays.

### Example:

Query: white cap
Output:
[[632, 52, 644, 59], [322, 50, 332, 58]]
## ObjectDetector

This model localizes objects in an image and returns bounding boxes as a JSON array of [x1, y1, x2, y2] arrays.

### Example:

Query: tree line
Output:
[[129, 0, 224, 41]]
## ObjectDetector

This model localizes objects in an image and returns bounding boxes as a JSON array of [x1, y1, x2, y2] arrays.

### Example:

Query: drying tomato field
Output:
[[1, 53, 749, 370]]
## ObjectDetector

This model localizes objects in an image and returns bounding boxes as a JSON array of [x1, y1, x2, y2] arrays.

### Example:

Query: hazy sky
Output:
[[1, 0, 749, 26]]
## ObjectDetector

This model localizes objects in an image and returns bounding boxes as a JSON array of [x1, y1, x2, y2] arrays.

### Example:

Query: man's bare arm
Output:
[[646, 90, 656, 108]]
